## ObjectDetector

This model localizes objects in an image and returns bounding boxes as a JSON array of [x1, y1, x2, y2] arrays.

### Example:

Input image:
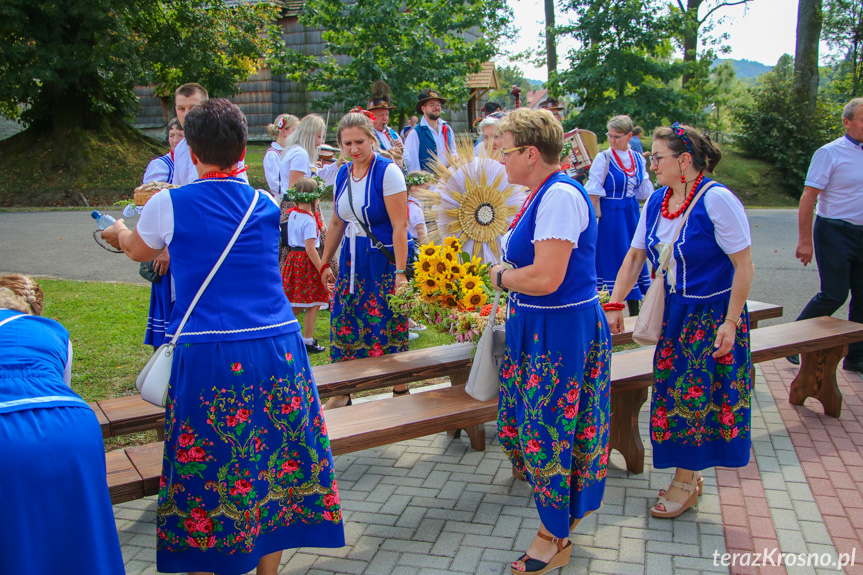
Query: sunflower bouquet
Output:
[[388, 236, 506, 343]]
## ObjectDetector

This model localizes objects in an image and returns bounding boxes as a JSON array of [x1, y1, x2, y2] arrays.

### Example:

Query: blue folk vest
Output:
[[166, 179, 298, 343], [602, 150, 645, 204], [503, 172, 600, 312], [643, 177, 735, 304], [415, 123, 453, 171], [0, 310, 86, 414], [334, 154, 397, 247], [157, 153, 175, 184]]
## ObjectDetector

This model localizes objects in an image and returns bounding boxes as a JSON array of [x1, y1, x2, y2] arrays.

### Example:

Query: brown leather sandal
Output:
[[510, 530, 572, 574]]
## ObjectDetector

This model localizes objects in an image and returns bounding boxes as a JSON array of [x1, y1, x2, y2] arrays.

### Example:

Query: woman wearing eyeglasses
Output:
[[585, 115, 654, 315], [489, 108, 610, 575], [605, 123, 754, 519]]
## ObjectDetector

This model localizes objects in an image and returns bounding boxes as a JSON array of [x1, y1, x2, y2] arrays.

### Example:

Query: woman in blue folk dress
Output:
[[0, 275, 124, 575], [142, 117, 184, 348], [585, 115, 654, 315], [605, 123, 754, 519], [490, 108, 611, 575], [103, 99, 344, 575], [319, 110, 412, 409]]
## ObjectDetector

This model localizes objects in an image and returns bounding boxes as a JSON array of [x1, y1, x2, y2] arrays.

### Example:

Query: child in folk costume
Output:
[[264, 114, 299, 200], [281, 178, 330, 354], [405, 171, 432, 246]]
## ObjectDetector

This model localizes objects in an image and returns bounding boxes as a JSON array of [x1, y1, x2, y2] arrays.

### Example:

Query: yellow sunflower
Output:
[[464, 255, 486, 276], [441, 293, 459, 308], [449, 263, 465, 279], [418, 241, 441, 259], [460, 288, 487, 309], [443, 236, 462, 252], [441, 249, 457, 264], [417, 274, 440, 295], [460, 273, 483, 292], [434, 259, 451, 276], [417, 256, 439, 276]]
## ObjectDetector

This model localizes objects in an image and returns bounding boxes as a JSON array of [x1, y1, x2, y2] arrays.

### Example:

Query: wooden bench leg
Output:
[[609, 387, 649, 474], [464, 424, 486, 451], [446, 367, 473, 442], [446, 429, 462, 439], [789, 345, 845, 418]]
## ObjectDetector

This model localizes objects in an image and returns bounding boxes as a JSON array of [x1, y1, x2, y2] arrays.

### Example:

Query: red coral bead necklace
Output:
[[611, 148, 637, 177], [661, 172, 704, 219]]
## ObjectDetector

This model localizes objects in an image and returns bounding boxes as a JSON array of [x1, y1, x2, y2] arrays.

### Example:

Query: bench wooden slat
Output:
[[89, 401, 110, 439], [106, 449, 144, 505], [99, 395, 165, 437], [126, 442, 164, 497], [750, 316, 863, 361]]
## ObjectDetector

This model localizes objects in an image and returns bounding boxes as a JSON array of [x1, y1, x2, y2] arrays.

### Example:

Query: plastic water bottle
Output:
[[91, 210, 116, 230]]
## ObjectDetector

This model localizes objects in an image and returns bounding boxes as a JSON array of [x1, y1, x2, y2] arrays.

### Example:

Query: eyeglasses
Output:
[[500, 145, 529, 159], [606, 133, 628, 140], [649, 152, 681, 165]]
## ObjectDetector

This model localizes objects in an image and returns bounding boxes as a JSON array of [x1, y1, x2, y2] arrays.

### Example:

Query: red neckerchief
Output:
[[199, 165, 248, 179], [509, 171, 560, 230], [170, 149, 174, 162], [286, 206, 323, 232], [442, 124, 451, 153]]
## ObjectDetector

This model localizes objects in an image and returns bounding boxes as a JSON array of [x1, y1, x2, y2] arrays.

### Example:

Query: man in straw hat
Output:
[[367, 80, 410, 169], [404, 89, 457, 172], [538, 97, 565, 122]]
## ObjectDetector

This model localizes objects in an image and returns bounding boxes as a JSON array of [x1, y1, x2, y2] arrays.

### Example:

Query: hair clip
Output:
[[670, 122, 693, 153]]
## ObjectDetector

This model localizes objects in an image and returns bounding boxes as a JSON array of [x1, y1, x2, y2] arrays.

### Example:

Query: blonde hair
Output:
[[0, 274, 44, 316], [337, 112, 380, 150], [286, 114, 326, 163], [607, 115, 634, 135], [495, 108, 563, 164], [267, 114, 299, 139]]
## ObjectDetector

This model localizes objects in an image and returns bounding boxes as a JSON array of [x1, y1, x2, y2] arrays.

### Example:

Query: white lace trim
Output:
[[509, 293, 599, 310], [167, 319, 298, 338], [531, 234, 579, 247]]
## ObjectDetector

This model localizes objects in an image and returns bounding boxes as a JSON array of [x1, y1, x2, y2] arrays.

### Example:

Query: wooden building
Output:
[[133, 0, 494, 143]]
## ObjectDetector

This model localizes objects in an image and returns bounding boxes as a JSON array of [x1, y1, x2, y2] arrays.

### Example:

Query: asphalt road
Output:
[[0, 207, 845, 328]]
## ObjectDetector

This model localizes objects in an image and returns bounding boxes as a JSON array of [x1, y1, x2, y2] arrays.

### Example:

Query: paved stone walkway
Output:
[[112, 362, 863, 574]]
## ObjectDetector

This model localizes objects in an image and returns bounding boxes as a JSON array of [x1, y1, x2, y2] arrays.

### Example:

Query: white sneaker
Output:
[[408, 322, 427, 332], [408, 331, 419, 341]]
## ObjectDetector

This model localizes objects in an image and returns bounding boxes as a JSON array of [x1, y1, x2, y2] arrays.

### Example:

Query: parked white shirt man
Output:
[[790, 98, 863, 371], [404, 89, 457, 173]]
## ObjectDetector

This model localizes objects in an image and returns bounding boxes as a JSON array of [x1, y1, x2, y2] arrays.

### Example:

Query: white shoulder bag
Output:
[[136, 191, 260, 407], [465, 289, 506, 401], [632, 182, 716, 346]]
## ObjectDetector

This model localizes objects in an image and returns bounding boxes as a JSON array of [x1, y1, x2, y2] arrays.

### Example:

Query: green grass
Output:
[[39, 278, 456, 402]]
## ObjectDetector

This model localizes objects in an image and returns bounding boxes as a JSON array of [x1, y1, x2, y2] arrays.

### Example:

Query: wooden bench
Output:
[[94, 300, 783, 440], [111, 315, 863, 506]]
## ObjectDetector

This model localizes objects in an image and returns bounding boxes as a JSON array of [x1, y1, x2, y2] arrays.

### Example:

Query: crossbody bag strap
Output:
[[657, 181, 718, 274], [170, 190, 260, 344], [345, 166, 396, 264], [0, 313, 26, 328]]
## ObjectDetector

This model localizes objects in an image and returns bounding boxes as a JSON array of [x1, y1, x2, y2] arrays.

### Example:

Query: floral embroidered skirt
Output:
[[157, 331, 345, 575], [281, 251, 330, 308], [650, 297, 751, 470], [145, 270, 173, 348], [330, 235, 409, 362], [595, 197, 650, 300], [0, 406, 125, 574], [498, 303, 611, 539]]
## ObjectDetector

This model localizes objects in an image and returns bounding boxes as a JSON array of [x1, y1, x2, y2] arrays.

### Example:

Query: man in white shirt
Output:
[[791, 98, 863, 371], [367, 83, 410, 169], [404, 89, 457, 172]]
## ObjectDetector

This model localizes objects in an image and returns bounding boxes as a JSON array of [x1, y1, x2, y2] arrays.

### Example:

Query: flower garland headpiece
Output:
[[405, 173, 434, 188], [285, 176, 327, 203], [670, 122, 693, 154], [348, 106, 376, 122]]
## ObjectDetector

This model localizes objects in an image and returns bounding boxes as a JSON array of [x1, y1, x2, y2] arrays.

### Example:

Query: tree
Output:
[[555, 0, 695, 136], [794, 0, 823, 111], [671, 0, 752, 89], [281, 0, 513, 127], [545, 0, 558, 87], [823, 0, 863, 97], [487, 65, 532, 109]]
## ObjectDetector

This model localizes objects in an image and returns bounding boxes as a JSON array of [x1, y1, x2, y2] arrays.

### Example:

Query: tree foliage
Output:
[[735, 55, 841, 196], [823, 0, 863, 97], [0, 0, 285, 131], [487, 65, 533, 109], [280, 0, 514, 126], [555, 0, 696, 137]]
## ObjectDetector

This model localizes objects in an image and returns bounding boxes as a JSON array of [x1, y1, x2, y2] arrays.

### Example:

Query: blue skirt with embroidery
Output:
[[650, 297, 752, 470], [0, 405, 125, 574], [595, 197, 650, 300], [330, 235, 410, 362], [498, 303, 611, 539], [145, 271, 173, 348], [156, 331, 345, 575]]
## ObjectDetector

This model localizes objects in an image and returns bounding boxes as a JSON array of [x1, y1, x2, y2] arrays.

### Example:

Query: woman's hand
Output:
[[605, 309, 625, 334], [712, 320, 736, 359], [395, 273, 408, 289], [489, 265, 503, 290], [321, 268, 335, 292], [101, 219, 128, 250]]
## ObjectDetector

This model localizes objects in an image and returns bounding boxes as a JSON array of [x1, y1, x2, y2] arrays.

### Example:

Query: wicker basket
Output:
[[133, 182, 179, 206]]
